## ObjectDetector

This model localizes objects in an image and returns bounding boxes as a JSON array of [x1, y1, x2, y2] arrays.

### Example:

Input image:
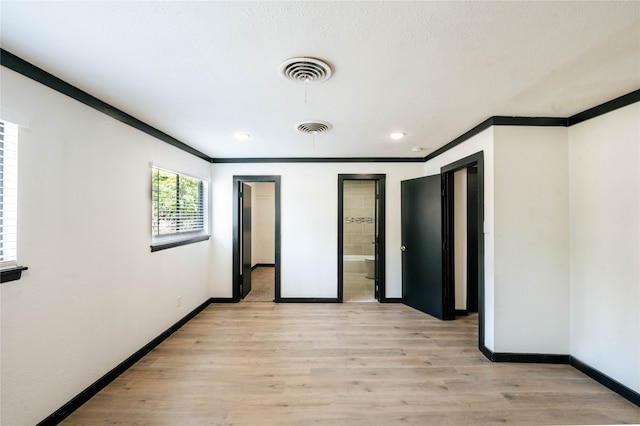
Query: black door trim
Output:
[[441, 152, 485, 349], [338, 174, 386, 302], [232, 176, 281, 302]]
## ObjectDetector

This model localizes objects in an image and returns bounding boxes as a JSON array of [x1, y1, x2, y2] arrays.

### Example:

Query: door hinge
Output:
[[239, 191, 243, 198]]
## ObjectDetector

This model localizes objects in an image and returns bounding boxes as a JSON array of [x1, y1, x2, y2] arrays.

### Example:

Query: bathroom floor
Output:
[[343, 272, 375, 302]]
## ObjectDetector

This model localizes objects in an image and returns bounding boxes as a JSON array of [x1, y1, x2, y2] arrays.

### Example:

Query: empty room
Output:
[[1, 1, 639, 425]]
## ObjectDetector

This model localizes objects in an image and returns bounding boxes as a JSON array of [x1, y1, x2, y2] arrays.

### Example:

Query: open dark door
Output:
[[401, 174, 452, 320], [241, 183, 252, 299]]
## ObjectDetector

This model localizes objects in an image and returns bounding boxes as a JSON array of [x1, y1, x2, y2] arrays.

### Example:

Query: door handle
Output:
[[400, 245, 406, 252]]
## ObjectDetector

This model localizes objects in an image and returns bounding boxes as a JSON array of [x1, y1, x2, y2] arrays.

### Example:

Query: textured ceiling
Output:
[[1, 1, 639, 159]]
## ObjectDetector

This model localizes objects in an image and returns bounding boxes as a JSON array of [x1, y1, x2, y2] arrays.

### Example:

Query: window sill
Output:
[[1, 266, 29, 283], [150, 235, 210, 252]]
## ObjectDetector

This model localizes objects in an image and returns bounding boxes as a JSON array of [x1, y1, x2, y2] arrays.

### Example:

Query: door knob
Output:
[[400, 245, 406, 252]]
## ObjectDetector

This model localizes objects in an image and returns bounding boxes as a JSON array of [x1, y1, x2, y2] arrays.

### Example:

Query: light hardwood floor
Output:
[[62, 303, 640, 425]]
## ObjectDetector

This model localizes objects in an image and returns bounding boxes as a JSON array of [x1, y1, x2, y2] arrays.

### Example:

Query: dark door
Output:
[[401, 174, 450, 320], [241, 183, 252, 299]]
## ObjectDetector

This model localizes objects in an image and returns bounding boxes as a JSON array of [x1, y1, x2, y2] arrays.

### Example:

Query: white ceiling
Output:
[[2, 1, 639, 160]]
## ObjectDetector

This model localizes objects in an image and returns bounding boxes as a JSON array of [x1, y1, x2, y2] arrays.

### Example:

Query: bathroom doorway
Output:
[[338, 174, 386, 302], [233, 176, 281, 302]]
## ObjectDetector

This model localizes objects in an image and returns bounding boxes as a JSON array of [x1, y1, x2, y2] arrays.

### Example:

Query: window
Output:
[[0, 120, 18, 269], [151, 167, 209, 251]]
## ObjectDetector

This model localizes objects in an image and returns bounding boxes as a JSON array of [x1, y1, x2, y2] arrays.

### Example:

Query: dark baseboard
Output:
[[570, 356, 640, 407], [251, 263, 275, 270], [493, 352, 570, 364], [479, 344, 494, 361], [36, 298, 212, 426], [480, 346, 569, 364], [455, 309, 469, 316], [380, 297, 403, 303], [275, 297, 340, 303], [209, 297, 239, 303], [479, 345, 639, 408]]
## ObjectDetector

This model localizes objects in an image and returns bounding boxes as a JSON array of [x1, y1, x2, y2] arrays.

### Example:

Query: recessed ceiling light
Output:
[[390, 132, 405, 140], [234, 133, 250, 140]]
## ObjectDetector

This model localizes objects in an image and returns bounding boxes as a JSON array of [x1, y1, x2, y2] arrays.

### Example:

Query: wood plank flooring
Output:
[[62, 303, 640, 425]]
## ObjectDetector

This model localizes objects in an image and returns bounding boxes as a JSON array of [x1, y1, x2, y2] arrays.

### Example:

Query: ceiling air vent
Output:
[[279, 57, 333, 83], [296, 121, 332, 134]]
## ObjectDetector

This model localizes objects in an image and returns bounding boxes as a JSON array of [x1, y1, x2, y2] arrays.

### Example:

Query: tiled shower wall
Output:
[[343, 180, 376, 256]]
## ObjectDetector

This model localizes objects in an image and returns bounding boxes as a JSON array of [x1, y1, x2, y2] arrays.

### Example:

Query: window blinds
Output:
[[0, 120, 18, 268], [152, 167, 208, 239]]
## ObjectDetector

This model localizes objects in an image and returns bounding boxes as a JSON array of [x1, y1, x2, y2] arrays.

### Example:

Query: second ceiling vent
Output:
[[279, 57, 333, 83]]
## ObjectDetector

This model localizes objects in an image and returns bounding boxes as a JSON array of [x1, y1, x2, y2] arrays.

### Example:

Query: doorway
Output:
[[400, 152, 485, 348], [451, 166, 479, 316], [443, 152, 484, 347], [232, 176, 281, 302], [338, 174, 386, 302]]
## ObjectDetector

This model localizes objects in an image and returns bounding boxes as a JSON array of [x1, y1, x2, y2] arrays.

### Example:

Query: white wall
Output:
[[569, 102, 640, 393], [493, 126, 570, 354], [210, 162, 424, 299], [0, 68, 212, 425], [424, 125, 569, 354], [249, 182, 275, 266], [424, 127, 496, 348]]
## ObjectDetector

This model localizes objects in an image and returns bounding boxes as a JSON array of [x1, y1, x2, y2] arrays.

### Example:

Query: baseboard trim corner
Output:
[[479, 346, 639, 407], [570, 356, 640, 407]]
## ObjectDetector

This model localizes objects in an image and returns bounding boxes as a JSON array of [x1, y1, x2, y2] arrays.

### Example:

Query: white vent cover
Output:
[[296, 121, 332, 134], [279, 57, 333, 83]]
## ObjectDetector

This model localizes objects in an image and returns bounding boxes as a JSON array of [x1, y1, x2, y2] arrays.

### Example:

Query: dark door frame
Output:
[[337, 174, 386, 302], [232, 175, 281, 302], [441, 152, 485, 350]]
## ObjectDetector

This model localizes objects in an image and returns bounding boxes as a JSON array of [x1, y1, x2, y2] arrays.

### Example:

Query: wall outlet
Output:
[[176, 296, 182, 308]]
